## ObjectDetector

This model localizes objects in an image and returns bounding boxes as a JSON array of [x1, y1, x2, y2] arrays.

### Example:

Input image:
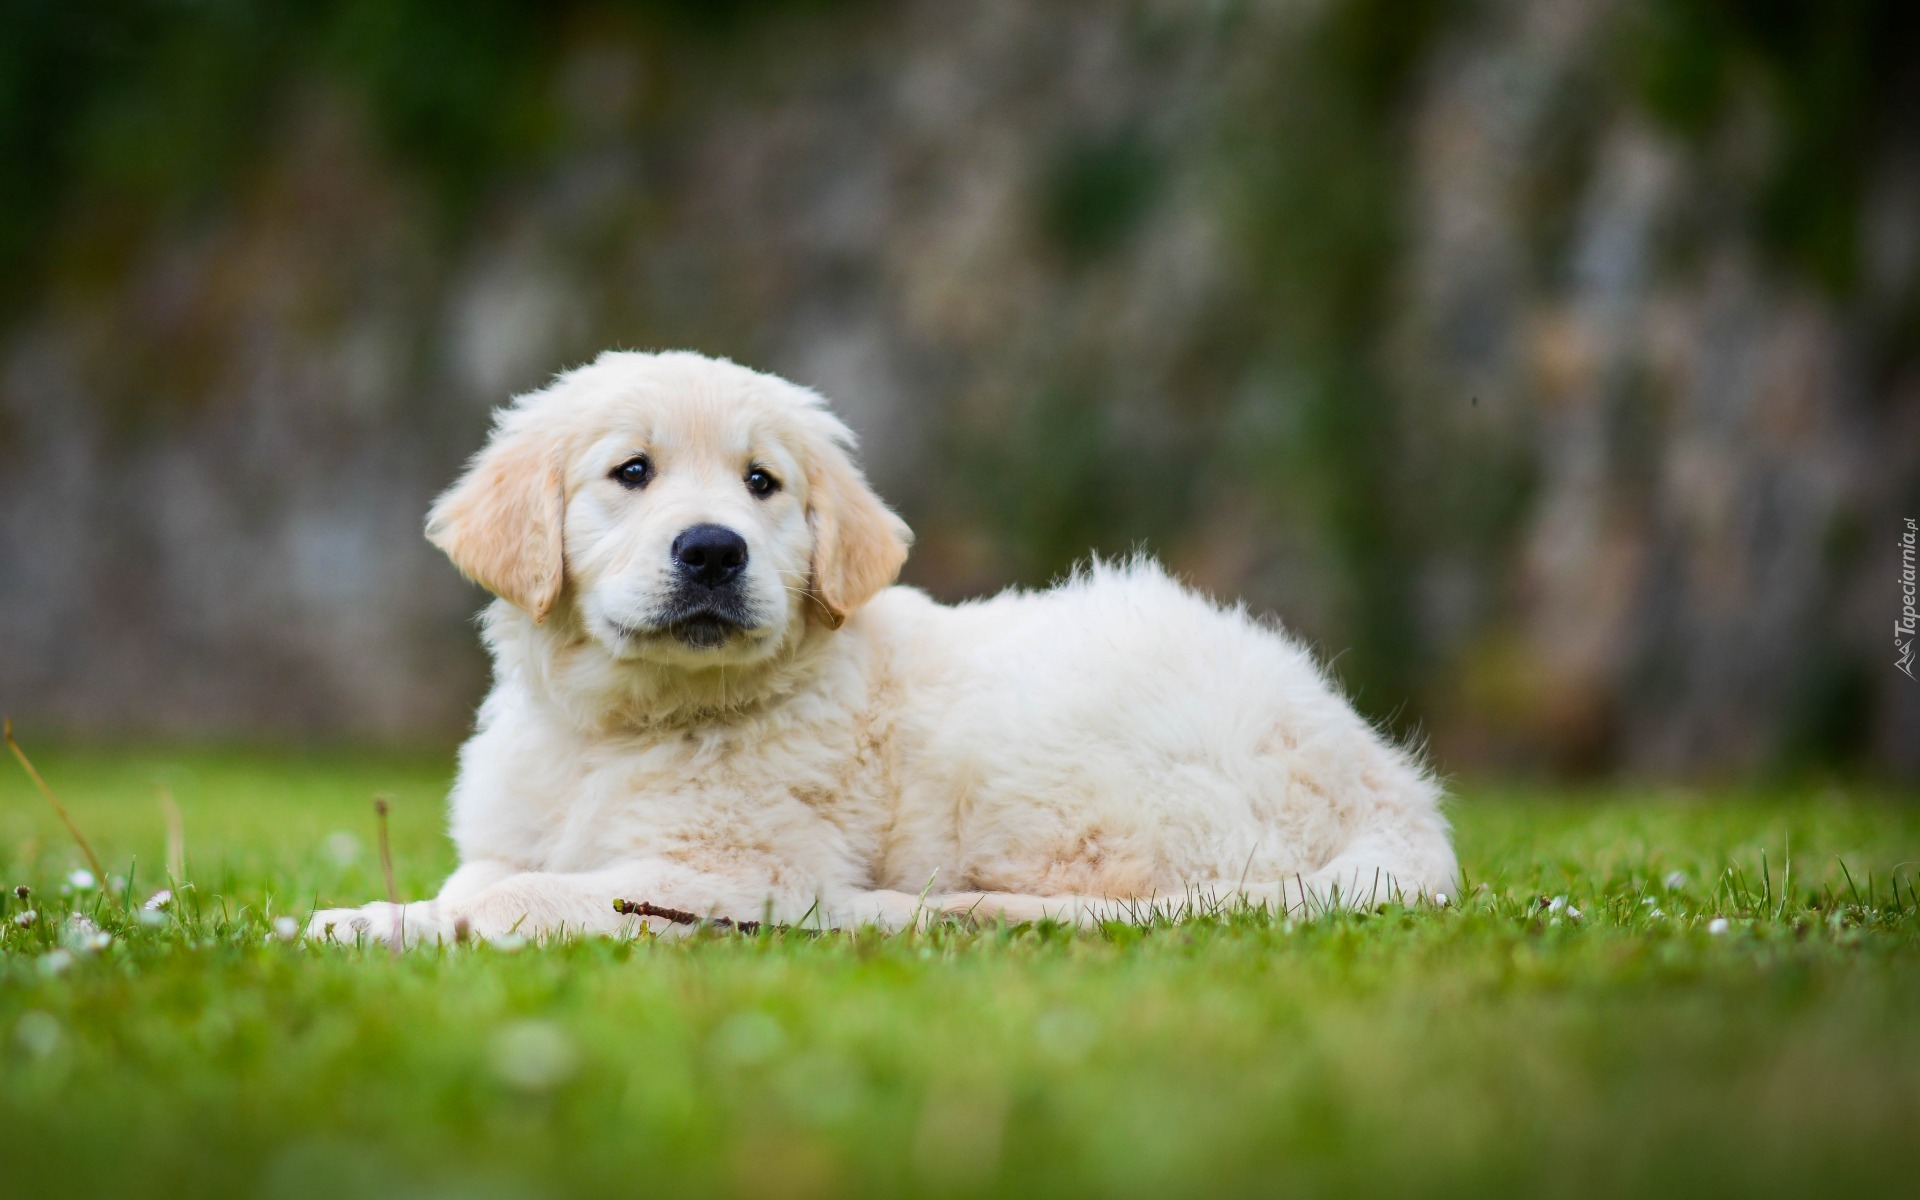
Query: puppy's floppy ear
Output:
[[806, 430, 912, 629], [425, 417, 567, 622]]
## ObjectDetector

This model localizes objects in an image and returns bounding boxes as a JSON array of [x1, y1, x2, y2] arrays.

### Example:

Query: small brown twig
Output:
[[613, 897, 818, 936], [374, 795, 401, 952], [5, 719, 107, 885]]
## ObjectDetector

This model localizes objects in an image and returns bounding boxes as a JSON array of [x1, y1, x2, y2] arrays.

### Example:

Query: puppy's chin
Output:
[[589, 606, 783, 669], [665, 614, 741, 650]]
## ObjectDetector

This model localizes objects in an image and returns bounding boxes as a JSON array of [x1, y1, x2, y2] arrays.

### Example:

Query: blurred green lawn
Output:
[[3, 747, 1918, 1199]]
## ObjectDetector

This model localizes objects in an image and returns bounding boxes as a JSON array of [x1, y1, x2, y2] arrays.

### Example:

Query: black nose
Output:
[[672, 524, 749, 588]]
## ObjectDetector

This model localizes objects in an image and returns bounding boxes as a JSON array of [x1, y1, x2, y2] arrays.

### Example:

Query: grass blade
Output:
[[5, 718, 108, 885]]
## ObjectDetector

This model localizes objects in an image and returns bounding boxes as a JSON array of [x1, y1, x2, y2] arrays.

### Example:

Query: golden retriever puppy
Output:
[[309, 351, 1455, 944]]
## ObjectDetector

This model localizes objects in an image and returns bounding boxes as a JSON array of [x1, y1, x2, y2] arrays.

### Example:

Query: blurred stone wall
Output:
[[1, 0, 1914, 775]]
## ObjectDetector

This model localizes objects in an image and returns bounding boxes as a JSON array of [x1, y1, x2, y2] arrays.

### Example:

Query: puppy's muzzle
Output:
[[648, 523, 757, 649]]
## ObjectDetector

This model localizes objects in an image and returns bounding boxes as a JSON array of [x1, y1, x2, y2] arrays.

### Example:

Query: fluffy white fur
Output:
[[309, 351, 1455, 944]]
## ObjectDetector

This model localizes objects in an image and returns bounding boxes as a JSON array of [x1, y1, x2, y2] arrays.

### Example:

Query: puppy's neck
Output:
[[482, 599, 834, 734]]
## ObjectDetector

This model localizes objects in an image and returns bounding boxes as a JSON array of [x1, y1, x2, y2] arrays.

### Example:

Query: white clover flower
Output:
[[323, 832, 362, 867], [490, 1021, 578, 1091], [66, 869, 97, 892], [1565, 905, 1583, 920], [1433, 892, 1449, 906], [13, 909, 36, 929], [1707, 918, 1730, 935], [1649, 907, 1664, 918], [1664, 871, 1689, 890], [38, 949, 74, 976], [1547, 896, 1567, 913], [272, 916, 300, 942], [14, 1011, 61, 1058], [66, 914, 111, 953], [143, 889, 173, 911]]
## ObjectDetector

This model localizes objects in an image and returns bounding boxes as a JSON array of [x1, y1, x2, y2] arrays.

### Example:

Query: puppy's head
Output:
[[426, 351, 911, 670]]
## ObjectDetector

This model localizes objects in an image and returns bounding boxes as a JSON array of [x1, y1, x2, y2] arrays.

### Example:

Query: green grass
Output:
[[2, 748, 1918, 1199]]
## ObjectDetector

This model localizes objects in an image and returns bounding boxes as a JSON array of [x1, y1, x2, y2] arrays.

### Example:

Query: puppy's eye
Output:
[[745, 466, 780, 498], [611, 455, 653, 489]]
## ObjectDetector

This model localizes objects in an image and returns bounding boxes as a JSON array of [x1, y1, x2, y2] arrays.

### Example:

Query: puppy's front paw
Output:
[[307, 904, 381, 943], [306, 901, 451, 948], [938, 892, 1096, 926]]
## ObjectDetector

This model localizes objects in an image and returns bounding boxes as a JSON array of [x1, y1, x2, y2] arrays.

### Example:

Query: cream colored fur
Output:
[[309, 351, 1456, 945]]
